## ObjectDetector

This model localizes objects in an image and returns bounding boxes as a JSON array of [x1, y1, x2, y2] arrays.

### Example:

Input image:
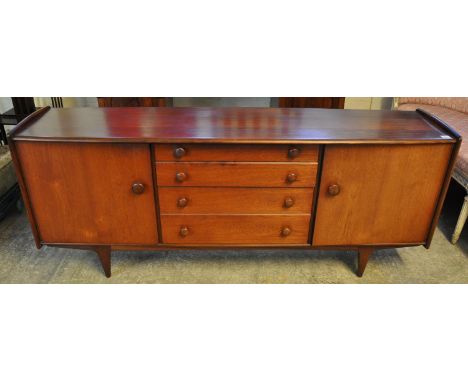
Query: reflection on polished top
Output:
[[14, 107, 454, 143]]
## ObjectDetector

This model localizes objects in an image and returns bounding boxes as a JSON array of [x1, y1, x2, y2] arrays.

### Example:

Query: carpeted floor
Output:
[[0, 182, 467, 284]]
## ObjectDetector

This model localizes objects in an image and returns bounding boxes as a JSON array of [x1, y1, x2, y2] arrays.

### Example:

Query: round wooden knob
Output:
[[179, 226, 189, 237], [175, 172, 187, 182], [177, 197, 188, 208], [328, 184, 340, 196], [131, 182, 145, 194], [288, 147, 300, 158], [286, 173, 297, 183], [174, 147, 186, 158], [284, 197, 294, 208], [281, 226, 292, 237]]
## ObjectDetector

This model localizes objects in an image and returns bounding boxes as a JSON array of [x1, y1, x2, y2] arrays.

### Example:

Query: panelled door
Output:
[[16, 142, 158, 245], [313, 144, 453, 246]]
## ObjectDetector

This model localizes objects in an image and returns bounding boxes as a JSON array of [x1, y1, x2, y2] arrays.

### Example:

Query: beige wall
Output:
[[344, 97, 393, 110], [0, 97, 13, 113]]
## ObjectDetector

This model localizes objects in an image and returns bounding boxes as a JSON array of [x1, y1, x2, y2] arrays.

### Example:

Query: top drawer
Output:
[[154, 144, 319, 162]]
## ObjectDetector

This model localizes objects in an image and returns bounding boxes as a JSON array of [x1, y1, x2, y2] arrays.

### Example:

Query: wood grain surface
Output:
[[15, 142, 158, 245], [8, 105, 459, 278], [156, 162, 317, 187], [313, 144, 453, 245], [161, 214, 311, 244], [154, 143, 319, 162], [158, 187, 314, 214], [13, 107, 455, 144]]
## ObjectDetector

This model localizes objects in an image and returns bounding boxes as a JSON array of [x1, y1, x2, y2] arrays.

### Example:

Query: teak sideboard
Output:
[[8, 107, 461, 278]]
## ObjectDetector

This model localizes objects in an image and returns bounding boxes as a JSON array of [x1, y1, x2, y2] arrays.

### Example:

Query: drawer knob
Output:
[[288, 147, 300, 158], [177, 197, 188, 208], [131, 182, 145, 194], [281, 226, 292, 237], [175, 172, 187, 182], [179, 226, 189, 237], [174, 147, 186, 158], [284, 197, 294, 208], [328, 184, 341, 196], [286, 173, 297, 183]]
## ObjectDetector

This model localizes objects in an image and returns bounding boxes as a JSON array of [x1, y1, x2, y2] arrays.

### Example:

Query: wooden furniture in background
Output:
[[97, 97, 172, 107], [11, 97, 36, 119], [98, 97, 343, 109], [1, 97, 36, 145], [278, 97, 345, 108], [0, 98, 36, 220], [8, 107, 460, 278]]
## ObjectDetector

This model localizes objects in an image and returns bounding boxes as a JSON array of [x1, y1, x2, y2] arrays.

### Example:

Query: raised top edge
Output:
[[416, 108, 462, 142], [7, 106, 51, 140], [12, 107, 457, 144]]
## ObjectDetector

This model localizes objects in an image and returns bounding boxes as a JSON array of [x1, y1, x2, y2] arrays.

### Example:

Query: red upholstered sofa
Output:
[[397, 98, 468, 243]]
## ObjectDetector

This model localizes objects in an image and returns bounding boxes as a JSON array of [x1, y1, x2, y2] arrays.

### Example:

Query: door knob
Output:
[[286, 173, 297, 183], [174, 147, 186, 158], [179, 226, 189, 237], [131, 182, 145, 194], [328, 184, 340, 196], [175, 172, 187, 182]]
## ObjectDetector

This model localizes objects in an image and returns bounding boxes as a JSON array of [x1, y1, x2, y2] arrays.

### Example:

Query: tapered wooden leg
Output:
[[451, 195, 468, 244], [357, 247, 373, 277], [95, 246, 111, 278]]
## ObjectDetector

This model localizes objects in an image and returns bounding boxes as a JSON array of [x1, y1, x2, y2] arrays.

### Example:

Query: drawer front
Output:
[[159, 187, 314, 214], [161, 215, 311, 244], [156, 162, 317, 187], [154, 144, 319, 162]]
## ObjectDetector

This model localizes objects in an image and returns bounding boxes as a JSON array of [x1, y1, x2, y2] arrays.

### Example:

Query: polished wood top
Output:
[[12, 107, 456, 144]]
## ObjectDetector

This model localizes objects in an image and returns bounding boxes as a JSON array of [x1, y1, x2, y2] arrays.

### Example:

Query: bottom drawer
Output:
[[161, 215, 311, 244]]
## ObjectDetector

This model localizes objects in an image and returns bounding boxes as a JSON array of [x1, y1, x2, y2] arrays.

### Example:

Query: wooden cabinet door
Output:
[[278, 97, 345, 108], [97, 97, 171, 107], [313, 144, 453, 246], [16, 142, 158, 245]]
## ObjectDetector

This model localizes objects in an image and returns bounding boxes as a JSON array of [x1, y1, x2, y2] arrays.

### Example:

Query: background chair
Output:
[[396, 97, 468, 243]]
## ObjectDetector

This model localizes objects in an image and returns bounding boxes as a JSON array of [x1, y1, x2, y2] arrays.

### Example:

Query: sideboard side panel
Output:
[[313, 144, 453, 246], [15, 142, 158, 245]]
